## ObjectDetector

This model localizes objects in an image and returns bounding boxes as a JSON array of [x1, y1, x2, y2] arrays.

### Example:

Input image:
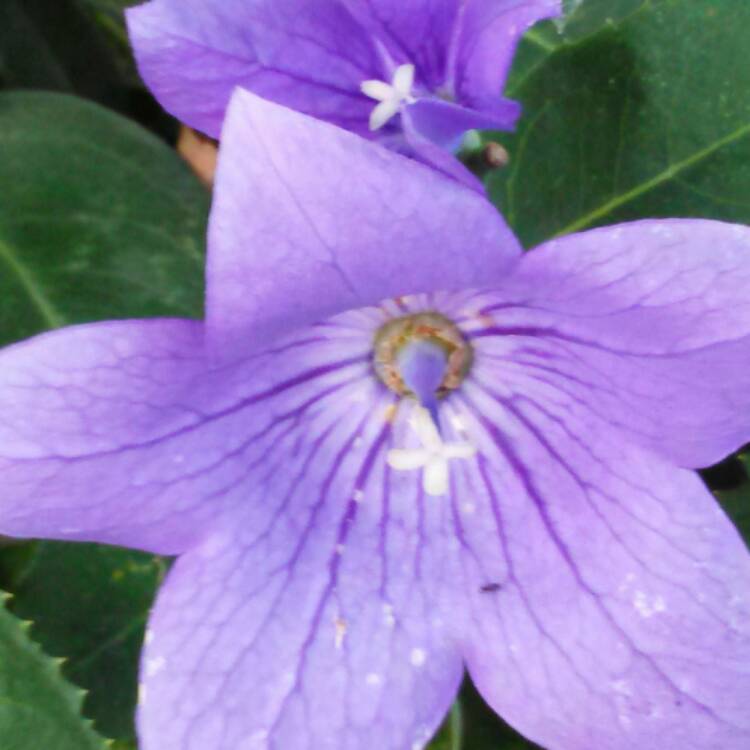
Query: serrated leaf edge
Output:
[[0, 588, 115, 747]]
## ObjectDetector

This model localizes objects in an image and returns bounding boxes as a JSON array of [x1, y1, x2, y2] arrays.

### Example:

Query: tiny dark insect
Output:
[[480, 582, 502, 593]]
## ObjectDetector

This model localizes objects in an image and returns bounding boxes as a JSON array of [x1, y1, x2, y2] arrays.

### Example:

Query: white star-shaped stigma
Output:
[[387, 405, 476, 496], [360, 63, 416, 131]]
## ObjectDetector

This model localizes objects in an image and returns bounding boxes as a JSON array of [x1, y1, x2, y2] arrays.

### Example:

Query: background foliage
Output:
[[0, 0, 747, 748]]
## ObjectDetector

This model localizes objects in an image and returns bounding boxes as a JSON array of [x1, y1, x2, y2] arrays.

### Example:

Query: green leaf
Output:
[[428, 704, 463, 750], [0, 90, 203, 741], [0, 0, 135, 100], [5, 544, 166, 742], [456, 681, 540, 750], [505, 1, 650, 107], [491, 0, 750, 247], [77, 0, 141, 78], [0, 1, 72, 91], [0, 592, 108, 750], [0, 91, 208, 347], [80, 0, 135, 34], [558, 0, 648, 42], [716, 454, 750, 544], [428, 680, 542, 750]]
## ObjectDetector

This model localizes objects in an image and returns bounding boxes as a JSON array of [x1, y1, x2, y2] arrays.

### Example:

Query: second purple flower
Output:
[[126, 0, 561, 185]]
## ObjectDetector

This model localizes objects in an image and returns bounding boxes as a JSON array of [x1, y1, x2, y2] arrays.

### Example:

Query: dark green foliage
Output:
[[0, 92, 207, 346], [489, 0, 750, 247], [0, 592, 108, 749]]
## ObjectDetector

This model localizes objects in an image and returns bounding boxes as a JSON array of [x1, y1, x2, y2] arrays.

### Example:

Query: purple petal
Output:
[[135, 300, 467, 750], [139, 516, 462, 750], [0, 304, 385, 555], [126, 0, 380, 138], [206, 89, 520, 351], [340, 0, 559, 109], [0, 319, 211, 553], [448, 366, 750, 749], [469, 219, 750, 468], [454, 0, 562, 115], [400, 107, 484, 190], [408, 98, 521, 150], [340, 0, 461, 90], [399, 96, 520, 185]]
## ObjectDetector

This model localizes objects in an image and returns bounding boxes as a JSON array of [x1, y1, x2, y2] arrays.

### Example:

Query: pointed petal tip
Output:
[[210, 88, 522, 349]]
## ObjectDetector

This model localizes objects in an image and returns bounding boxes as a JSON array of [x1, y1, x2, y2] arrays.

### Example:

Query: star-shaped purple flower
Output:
[[2, 90, 750, 750], [125, 0, 561, 186]]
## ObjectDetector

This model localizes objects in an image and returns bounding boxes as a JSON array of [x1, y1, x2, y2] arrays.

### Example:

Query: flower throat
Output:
[[373, 311, 473, 405], [374, 311, 475, 496]]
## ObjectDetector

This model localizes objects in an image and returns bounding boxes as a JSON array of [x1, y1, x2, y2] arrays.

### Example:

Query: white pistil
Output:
[[360, 63, 416, 131], [387, 405, 475, 496]]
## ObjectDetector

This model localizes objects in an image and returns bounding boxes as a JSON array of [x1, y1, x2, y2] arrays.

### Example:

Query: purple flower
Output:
[[2, 89, 750, 750], [125, 0, 561, 186]]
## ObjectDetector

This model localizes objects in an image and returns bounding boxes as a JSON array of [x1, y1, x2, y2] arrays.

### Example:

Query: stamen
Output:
[[375, 311, 475, 494], [387, 405, 475, 496], [360, 63, 416, 131]]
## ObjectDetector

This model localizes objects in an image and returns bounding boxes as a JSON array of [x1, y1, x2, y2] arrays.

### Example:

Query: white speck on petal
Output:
[[366, 672, 382, 686], [138, 683, 147, 705], [450, 414, 466, 431], [145, 655, 167, 677], [334, 618, 347, 649], [633, 591, 667, 618], [611, 679, 632, 695], [112, 337, 133, 356], [243, 729, 269, 749], [383, 603, 396, 627], [410, 647, 427, 667], [361, 63, 416, 130], [649, 224, 677, 240], [353, 489, 364, 503], [144, 628, 155, 645], [387, 405, 476, 496], [411, 725, 432, 750]]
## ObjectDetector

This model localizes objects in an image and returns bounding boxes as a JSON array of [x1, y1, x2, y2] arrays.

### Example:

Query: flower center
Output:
[[360, 63, 416, 131], [373, 311, 472, 401], [374, 312, 475, 496]]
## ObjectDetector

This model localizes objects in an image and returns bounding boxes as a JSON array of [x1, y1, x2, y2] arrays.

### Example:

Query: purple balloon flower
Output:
[[125, 0, 561, 186], [2, 89, 750, 750]]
